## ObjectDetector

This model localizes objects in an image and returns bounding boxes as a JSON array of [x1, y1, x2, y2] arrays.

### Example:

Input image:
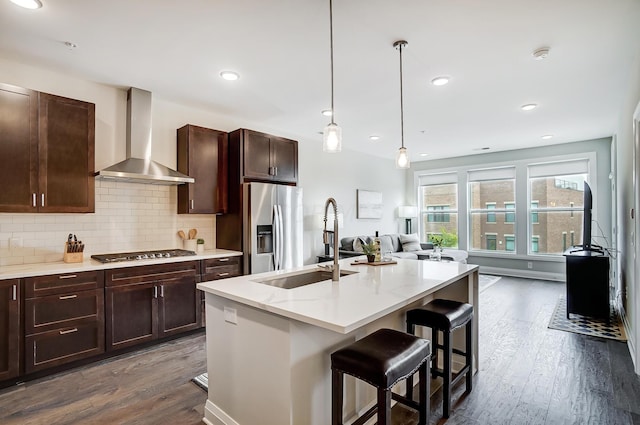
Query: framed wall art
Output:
[[356, 189, 382, 219]]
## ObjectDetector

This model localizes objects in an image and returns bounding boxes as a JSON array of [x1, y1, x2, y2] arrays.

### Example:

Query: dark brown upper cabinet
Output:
[[0, 83, 95, 213], [177, 124, 228, 214], [229, 129, 298, 185]]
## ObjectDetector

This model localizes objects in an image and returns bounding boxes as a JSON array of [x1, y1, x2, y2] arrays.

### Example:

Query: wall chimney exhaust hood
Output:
[[96, 88, 194, 185]]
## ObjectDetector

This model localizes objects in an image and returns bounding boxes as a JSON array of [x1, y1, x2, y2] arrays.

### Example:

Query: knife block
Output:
[[63, 243, 84, 263]]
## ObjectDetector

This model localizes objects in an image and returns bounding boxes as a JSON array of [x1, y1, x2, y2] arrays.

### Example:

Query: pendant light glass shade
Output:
[[323, 123, 342, 152], [323, 0, 342, 153], [394, 40, 410, 169], [396, 146, 410, 169]]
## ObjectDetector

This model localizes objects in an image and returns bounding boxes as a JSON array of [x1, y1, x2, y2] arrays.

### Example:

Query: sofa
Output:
[[339, 233, 468, 263]]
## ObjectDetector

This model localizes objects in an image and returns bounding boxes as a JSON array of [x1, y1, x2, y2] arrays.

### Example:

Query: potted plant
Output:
[[428, 235, 443, 261], [196, 238, 205, 253], [361, 242, 377, 262]]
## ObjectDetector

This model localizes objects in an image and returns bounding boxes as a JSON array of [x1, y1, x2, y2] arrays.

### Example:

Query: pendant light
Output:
[[394, 40, 410, 169], [323, 0, 342, 153]]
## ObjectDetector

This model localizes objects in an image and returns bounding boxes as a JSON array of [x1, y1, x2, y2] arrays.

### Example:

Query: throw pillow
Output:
[[399, 233, 421, 252], [379, 235, 394, 254], [353, 236, 371, 252]]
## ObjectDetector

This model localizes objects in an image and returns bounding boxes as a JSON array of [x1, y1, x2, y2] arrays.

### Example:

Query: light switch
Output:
[[223, 306, 237, 324]]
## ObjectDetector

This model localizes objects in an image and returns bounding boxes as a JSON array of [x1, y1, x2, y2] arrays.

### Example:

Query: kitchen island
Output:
[[197, 257, 479, 425]]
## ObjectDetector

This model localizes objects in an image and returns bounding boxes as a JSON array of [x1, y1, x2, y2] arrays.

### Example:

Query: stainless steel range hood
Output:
[[96, 88, 194, 185]]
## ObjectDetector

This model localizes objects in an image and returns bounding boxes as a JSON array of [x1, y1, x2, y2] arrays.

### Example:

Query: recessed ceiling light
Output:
[[431, 76, 450, 86], [532, 47, 550, 60], [321, 109, 333, 117], [419, 153, 429, 157], [521, 103, 537, 111], [369, 135, 380, 141], [219, 71, 240, 81], [10, 0, 42, 9], [541, 134, 554, 140]]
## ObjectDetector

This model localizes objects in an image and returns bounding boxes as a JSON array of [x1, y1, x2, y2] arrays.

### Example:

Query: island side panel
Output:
[[204, 294, 293, 425]]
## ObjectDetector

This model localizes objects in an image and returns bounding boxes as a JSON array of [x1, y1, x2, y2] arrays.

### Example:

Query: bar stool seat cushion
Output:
[[331, 328, 431, 390], [407, 299, 473, 330]]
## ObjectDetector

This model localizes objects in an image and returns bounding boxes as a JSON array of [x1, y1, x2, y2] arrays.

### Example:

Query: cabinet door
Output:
[[177, 125, 228, 214], [0, 83, 38, 212], [38, 92, 95, 213], [157, 275, 201, 337], [271, 137, 298, 183], [243, 130, 273, 180], [0, 280, 21, 381], [105, 283, 158, 351]]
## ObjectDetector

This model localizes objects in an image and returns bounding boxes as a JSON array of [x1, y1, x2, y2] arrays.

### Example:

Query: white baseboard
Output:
[[203, 399, 240, 425], [618, 299, 638, 374], [478, 266, 565, 282]]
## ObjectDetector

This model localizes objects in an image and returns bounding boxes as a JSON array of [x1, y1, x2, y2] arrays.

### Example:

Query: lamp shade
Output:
[[398, 206, 418, 218]]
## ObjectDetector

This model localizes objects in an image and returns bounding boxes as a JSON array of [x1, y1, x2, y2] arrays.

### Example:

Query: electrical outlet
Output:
[[224, 306, 237, 325], [9, 237, 22, 249], [527, 262, 533, 269]]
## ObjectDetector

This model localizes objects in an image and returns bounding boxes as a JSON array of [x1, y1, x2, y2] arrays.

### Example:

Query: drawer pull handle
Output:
[[218, 258, 230, 262], [59, 275, 77, 280], [59, 294, 78, 300], [12, 284, 17, 301], [59, 328, 78, 335], [218, 272, 230, 277]]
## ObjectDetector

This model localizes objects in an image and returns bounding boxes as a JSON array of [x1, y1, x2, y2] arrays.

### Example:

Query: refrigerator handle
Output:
[[273, 205, 280, 270], [277, 205, 284, 270]]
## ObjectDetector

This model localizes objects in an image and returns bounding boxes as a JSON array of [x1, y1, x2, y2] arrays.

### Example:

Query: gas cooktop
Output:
[[91, 249, 197, 263]]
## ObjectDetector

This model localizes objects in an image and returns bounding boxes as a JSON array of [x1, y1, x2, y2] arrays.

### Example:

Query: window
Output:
[[528, 159, 589, 254], [505, 235, 515, 252], [486, 203, 496, 223], [486, 234, 497, 250], [531, 236, 539, 253], [427, 205, 450, 223], [418, 174, 458, 248], [505, 203, 515, 223], [468, 167, 516, 252]]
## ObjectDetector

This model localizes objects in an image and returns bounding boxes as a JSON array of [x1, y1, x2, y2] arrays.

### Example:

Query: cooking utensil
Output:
[[188, 228, 197, 240], [177, 230, 187, 240]]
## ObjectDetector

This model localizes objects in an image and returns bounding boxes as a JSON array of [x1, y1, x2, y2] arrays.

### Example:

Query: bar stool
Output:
[[331, 328, 431, 425], [406, 299, 473, 418]]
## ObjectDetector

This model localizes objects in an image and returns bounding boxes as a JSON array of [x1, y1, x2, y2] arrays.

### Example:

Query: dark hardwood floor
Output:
[[1, 276, 639, 424]]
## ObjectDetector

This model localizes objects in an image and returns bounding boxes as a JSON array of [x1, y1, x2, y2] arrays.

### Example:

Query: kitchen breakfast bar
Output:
[[197, 258, 479, 425]]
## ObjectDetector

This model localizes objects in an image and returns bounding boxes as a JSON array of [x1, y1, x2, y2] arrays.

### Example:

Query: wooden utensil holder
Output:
[[63, 243, 84, 263]]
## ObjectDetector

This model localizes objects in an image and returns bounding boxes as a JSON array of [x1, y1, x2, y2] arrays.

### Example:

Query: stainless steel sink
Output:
[[254, 269, 358, 289]]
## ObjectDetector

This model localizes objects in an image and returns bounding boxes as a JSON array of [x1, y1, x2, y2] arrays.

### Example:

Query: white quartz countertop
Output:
[[0, 249, 242, 280], [197, 258, 478, 334]]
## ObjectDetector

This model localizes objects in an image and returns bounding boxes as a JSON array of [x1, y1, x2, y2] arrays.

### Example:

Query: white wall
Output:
[[0, 58, 407, 266], [617, 52, 640, 373]]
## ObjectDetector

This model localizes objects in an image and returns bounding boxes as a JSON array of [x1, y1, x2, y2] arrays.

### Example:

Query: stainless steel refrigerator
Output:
[[242, 182, 303, 274]]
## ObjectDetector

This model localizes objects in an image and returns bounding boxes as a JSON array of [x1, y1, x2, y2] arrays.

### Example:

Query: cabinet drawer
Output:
[[106, 261, 199, 287], [25, 289, 104, 335], [25, 271, 104, 298], [25, 322, 104, 373], [201, 257, 241, 281]]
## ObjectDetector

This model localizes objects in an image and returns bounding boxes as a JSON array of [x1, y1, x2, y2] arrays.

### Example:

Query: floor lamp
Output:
[[398, 206, 417, 234]]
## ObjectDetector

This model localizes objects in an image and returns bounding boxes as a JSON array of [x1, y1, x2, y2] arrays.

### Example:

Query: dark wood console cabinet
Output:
[[177, 124, 228, 214], [564, 249, 610, 320], [0, 279, 21, 381], [105, 261, 200, 351], [0, 83, 95, 213]]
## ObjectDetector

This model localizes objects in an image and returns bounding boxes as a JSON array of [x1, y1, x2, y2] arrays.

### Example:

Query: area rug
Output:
[[548, 295, 626, 341], [479, 274, 501, 293], [192, 373, 208, 391]]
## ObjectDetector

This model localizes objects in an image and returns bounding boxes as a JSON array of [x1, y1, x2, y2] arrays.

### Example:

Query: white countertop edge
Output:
[[198, 260, 479, 334], [0, 249, 243, 280]]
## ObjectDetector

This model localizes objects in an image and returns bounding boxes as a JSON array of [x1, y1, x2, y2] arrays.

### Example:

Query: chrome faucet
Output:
[[323, 197, 340, 281]]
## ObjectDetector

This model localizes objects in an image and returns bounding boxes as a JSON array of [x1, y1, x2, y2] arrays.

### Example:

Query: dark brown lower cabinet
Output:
[[0, 279, 21, 381], [105, 261, 200, 352], [23, 272, 105, 374]]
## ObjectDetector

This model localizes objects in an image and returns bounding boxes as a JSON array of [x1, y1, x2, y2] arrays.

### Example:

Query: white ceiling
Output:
[[1, 0, 639, 161]]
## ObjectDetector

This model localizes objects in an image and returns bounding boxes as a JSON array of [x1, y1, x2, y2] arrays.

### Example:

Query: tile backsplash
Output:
[[0, 180, 216, 266]]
